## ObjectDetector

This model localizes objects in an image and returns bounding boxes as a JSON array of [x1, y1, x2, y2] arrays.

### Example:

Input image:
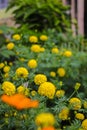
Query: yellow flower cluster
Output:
[[51, 47, 59, 54], [69, 97, 81, 110], [75, 113, 84, 120], [82, 119, 87, 130], [12, 34, 21, 40], [2, 81, 16, 95], [56, 90, 65, 98], [40, 35, 48, 41], [6, 42, 14, 50], [34, 74, 47, 85], [0, 62, 4, 69], [38, 82, 56, 99], [50, 71, 56, 77], [29, 36, 38, 43], [63, 50, 72, 57], [16, 67, 29, 78], [3, 66, 10, 73], [17, 86, 29, 96], [28, 59, 37, 69], [31, 44, 41, 53], [57, 68, 66, 77], [35, 112, 55, 127], [58, 107, 69, 120]]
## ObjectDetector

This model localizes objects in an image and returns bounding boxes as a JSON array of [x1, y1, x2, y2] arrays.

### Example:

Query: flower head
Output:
[[2, 81, 16, 95], [17, 85, 29, 96], [12, 34, 21, 40], [0, 62, 4, 69], [35, 112, 55, 127], [28, 59, 37, 68], [56, 90, 65, 98], [42, 126, 55, 130], [57, 68, 66, 77], [3, 66, 10, 73], [58, 107, 69, 120], [34, 74, 47, 85], [50, 72, 56, 77], [63, 50, 72, 57], [75, 113, 84, 120], [69, 97, 81, 110], [51, 47, 59, 54], [16, 67, 29, 78], [29, 36, 38, 43], [6, 42, 14, 50], [38, 82, 56, 99], [40, 35, 48, 41], [82, 119, 87, 130], [31, 44, 41, 53]]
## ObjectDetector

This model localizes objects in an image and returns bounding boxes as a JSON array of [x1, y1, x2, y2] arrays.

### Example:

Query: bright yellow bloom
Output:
[[69, 97, 81, 110], [0, 63, 4, 69], [4, 73, 9, 78], [12, 34, 21, 40], [17, 86, 29, 96], [31, 44, 41, 53], [34, 74, 47, 85], [38, 82, 56, 99], [28, 59, 37, 68], [40, 47, 45, 52], [82, 119, 87, 130], [56, 90, 65, 98], [51, 47, 59, 54], [29, 36, 38, 43], [40, 35, 48, 41], [31, 90, 37, 96], [63, 50, 72, 57], [58, 107, 69, 120], [75, 113, 84, 120], [16, 67, 29, 78], [35, 112, 55, 127], [6, 42, 14, 50], [3, 66, 10, 73], [50, 71, 56, 77], [57, 68, 66, 77], [2, 81, 16, 95]]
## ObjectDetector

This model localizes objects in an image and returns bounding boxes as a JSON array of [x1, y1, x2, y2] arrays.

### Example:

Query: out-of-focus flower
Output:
[[28, 59, 37, 68], [75, 113, 84, 120], [6, 42, 14, 50], [29, 36, 38, 43], [2, 81, 16, 95], [51, 47, 59, 54], [35, 112, 55, 127], [0, 63, 4, 69], [69, 97, 81, 110], [63, 50, 72, 57], [50, 71, 56, 77], [40, 47, 45, 52], [34, 74, 47, 85], [12, 34, 21, 40], [74, 82, 81, 90], [41, 126, 55, 130], [81, 119, 87, 130], [83, 101, 87, 109], [17, 85, 29, 96], [3, 66, 10, 73], [56, 90, 65, 98], [38, 82, 56, 99], [16, 67, 29, 78], [57, 68, 66, 77], [31, 44, 41, 53], [40, 35, 48, 41], [58, 107, 69, 120]]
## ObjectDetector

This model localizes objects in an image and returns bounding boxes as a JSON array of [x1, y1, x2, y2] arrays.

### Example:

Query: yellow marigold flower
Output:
[[0, 63, 4, 69], [83, 101, 87, 109], [69, 97, 81, 110], [51, 47, 59, 54], [38, 82, 56, 99], [75, 113, 84, 120], [29, 36, 38, 43], [28, 59, 37, 68], [19, 58, 25, 62], [40, 35, 48, 41], [74, 82, 81, 90], [63, 50, 72, 57], [17, 86, 25, 94], [58, 107, 69, 120], [82, 119, 87, 130], [31, 90, 37, 96], [31, 44, 41, 53], [2, 81, 16, 95], [50, 71, 56, 77], [57, 68, 66, 77], [0, 30, 3, 34], [6, 42, 14, 50], [40, 47, 45, 52], [24, 88, 30, 96], [3, 66, 10, 73], [56, 90, 65, 98], [34, 74, 47, 85], [4, 73, 9, 78], [16, 67, 29, 78], [12, 34, 21, 40], [35, 112, 55, 127]]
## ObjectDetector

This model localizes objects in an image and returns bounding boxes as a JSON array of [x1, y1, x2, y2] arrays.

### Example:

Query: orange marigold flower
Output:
[[42, 127, 55, 130]]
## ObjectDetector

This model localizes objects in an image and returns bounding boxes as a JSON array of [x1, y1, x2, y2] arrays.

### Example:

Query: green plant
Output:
[[7, 0, 70, 32]]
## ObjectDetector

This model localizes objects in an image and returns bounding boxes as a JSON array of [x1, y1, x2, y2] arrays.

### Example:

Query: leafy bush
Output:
[[7, 0, 70, 31]]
